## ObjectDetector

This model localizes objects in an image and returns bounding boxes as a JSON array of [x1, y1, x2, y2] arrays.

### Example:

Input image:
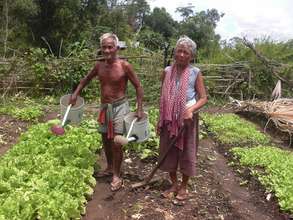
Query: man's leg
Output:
[[110, 140, 124, 191], [102, 133, 113, 173], [109, 101, 128, 190]]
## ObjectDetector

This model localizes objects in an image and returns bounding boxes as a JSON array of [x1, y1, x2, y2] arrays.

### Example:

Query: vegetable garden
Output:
[[0, 92, 292, 219], [1, 1, 293, 218], [1, 37, 293, 220]]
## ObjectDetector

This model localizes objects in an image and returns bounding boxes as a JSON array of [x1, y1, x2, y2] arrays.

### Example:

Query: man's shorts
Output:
[[98, 100, 130, 135]]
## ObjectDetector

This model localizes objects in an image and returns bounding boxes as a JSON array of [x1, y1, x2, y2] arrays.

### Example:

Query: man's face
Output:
[[174, 44, 192, 66], [101, 38, 118, 60]]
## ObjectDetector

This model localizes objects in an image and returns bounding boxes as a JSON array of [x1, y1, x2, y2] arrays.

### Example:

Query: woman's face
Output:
[[174, 44, 193, 66]]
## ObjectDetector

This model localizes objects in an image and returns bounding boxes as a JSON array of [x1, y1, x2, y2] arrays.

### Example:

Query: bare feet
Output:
[[162, 184, 179, 199], [110, 177, 124, 192]]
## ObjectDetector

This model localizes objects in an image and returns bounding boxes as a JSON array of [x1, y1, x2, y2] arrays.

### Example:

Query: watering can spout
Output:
[[114, 135, 137, 145]]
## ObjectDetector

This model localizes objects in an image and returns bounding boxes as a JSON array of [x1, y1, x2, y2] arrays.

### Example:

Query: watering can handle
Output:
[[126, 117, 138, 139], [61, 104, 72, 126]]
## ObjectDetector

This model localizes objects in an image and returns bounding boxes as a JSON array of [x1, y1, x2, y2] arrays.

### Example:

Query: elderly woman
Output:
[[157, 36, 207, 201]]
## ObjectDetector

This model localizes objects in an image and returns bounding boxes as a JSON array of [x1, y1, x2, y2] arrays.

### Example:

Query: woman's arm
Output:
[[184, 72, 208, 119]]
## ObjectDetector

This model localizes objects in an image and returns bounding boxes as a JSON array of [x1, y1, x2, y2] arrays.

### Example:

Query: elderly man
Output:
[[70, 33, 144, 191]]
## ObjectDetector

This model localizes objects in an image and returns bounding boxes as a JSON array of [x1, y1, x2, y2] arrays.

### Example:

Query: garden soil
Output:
[[0, 115, 28, 155], [82, 106, 291, 220], [82, 137, 288, 220]]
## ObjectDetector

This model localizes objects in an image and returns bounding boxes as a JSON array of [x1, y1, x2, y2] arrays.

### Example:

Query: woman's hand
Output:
[[184, 108, 193, 120]]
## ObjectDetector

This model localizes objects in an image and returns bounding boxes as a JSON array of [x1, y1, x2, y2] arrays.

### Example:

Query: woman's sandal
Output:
[[110, 179, 124, 192], [175, 189, 189, 201], [161, 185, 178, 199], [171, 189, 189, 206], [172, 199, 185, 206]]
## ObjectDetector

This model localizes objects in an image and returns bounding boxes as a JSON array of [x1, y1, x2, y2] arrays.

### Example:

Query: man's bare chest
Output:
[[98, 66, 126, 82]]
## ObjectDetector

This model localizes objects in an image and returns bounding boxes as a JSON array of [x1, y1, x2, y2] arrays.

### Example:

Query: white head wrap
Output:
[[175, 35, 197, 56]]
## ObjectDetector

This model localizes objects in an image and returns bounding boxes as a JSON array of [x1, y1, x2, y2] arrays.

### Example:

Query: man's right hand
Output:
[[69, 94, 77, 106]]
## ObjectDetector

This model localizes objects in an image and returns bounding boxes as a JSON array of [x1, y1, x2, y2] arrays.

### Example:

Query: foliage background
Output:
[[0, 0, 292, 100]]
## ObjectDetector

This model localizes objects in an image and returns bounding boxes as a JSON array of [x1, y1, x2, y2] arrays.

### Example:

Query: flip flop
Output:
[[175, 189, 189, 201], [161, 186, 178, 199], [110, 179, 124, 192], [172, 199, 185, 206], [94, 170, 113, 178]]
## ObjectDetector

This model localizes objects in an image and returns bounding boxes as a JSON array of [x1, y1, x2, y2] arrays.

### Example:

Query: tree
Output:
[[144, 7, 178, 40], [125, 0, 150, 31], [0, 0, 39, 54], [0, 0, 117, 55], [175, 5, 194, 20], [178, 8, 223, 58], [138, 27, 165, 50], [99, 7, 131, 41]]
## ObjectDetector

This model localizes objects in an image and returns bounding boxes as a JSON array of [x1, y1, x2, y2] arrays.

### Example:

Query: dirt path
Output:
[[0, 115, 28, 156], [83, 137, 287, 220], [0, 107, 57, 156], [200, 138, 285, 220]]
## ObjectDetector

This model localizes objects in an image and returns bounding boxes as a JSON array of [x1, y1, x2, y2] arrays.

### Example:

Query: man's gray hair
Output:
[[175, 35, 197, 56], [100, 33, 119, 47]]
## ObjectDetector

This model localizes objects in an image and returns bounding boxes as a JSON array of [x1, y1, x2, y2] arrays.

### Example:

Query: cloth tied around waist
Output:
[[98, 97, 127, 139]]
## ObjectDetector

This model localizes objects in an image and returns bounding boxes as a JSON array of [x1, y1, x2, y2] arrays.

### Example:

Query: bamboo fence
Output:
[[0, 57, 251, 98]]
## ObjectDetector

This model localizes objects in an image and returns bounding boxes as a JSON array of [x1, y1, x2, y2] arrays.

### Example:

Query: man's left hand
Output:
[[135, 109, 143, 120]]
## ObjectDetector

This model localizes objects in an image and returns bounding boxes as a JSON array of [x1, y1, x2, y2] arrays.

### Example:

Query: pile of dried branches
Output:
[[265, 98, 293, 134], [229, 97, 293, 144]]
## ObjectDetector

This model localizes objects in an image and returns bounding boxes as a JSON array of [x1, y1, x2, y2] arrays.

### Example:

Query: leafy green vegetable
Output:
[[202, 113, 270, 146], [231, 146, 293, 213], [0, 98, 43, 121], [0, 120, 102, 219]]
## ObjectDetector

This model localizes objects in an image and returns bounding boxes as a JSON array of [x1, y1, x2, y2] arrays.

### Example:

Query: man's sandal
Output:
[[94, 170, 113, 178], [110, 179, 124, 192]]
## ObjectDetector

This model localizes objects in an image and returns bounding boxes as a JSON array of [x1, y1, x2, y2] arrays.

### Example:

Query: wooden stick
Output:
[[131, 126, 185, 189]]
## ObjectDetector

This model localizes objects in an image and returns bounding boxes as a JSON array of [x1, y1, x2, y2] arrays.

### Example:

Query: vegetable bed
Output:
[[0, 119, 102, 220], [203, 113, 293, 214]]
